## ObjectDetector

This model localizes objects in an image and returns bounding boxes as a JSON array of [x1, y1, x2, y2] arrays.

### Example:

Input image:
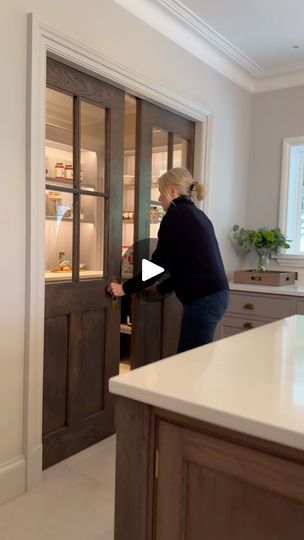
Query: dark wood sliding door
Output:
[[131, 100, 195, 368], [43, 59, 124, 468]]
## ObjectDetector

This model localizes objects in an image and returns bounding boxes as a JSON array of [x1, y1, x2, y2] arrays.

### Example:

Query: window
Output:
[[279, 136, 304, 256]]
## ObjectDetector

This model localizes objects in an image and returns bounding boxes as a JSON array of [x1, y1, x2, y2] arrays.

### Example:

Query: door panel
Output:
[[43, 59, 124, 468], [131, 100, 195, 368], [43, 316, 69, 434], [161, 295, 183, 358], [82, 309, 106, 416], [131, 298, 163, 368]]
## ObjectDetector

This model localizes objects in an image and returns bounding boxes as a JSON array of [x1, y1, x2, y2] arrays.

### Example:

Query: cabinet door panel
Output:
[[155, 421, 304, 540]]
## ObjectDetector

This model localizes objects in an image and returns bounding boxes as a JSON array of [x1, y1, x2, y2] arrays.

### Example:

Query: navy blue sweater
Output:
[[122, 196, 229, 305]]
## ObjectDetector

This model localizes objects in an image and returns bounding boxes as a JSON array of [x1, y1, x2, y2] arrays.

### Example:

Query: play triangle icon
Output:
[[142, 259, 164, 281]]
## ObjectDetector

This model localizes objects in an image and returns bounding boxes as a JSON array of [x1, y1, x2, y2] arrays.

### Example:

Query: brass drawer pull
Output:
[[243, 303, 255, 310], [243, 322, 254, 329]]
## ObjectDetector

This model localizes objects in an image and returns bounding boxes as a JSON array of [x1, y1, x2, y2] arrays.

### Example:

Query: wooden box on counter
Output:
[[233, 270, 298, 286]]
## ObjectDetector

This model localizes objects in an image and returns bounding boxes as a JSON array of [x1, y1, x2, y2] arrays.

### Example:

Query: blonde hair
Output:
[[158, 167, 206, 203]]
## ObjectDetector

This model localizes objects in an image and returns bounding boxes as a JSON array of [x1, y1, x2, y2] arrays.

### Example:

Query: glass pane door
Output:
[[150, 127, 167, 238], [43, 57, 124, 468], [80, 101, 106, 193], [79, 100, 107, 280], [173, 135, 188, 168], [45, 88, 74, 281], [149, 129, 190, 239], [45, 90, 109, 281], [124, 98, 195, 369], [122, 95, 136, 278], [79, 194, 105, 279]]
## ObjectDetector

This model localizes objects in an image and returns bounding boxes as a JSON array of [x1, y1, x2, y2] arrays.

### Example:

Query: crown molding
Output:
[[259, 60, 304, 78], [256, 70, 304, 94], [114, 0, 304, 94], [114, 0, 255, 93], [156, 0, 262, 77]]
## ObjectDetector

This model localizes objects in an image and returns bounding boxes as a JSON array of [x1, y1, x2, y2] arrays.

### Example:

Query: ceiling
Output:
[[179, 0, 304, 72], [114, 0, 304, 93]]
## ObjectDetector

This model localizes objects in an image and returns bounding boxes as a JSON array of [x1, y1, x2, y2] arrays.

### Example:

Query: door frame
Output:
[[25, 12, 212, 490]]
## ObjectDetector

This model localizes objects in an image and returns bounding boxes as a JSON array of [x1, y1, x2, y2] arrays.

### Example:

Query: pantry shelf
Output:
[[46, 216, 95, 224], [45, 177, 95, 190]]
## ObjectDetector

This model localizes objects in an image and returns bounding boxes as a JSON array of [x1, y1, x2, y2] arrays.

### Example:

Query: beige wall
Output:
[[0, 0, 252, 502], [247, 86, 304, 228], [245, 86, 304, 276]]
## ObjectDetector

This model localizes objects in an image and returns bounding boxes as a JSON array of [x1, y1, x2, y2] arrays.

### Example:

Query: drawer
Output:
[[221, 315, 272, 339], [295, 299, 304, 315], [228, 292, 291, 319]]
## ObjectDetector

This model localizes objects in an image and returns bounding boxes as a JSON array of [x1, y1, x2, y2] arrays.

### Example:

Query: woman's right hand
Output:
[[144, 284, 159, 295], [107, 282, 125, 297]]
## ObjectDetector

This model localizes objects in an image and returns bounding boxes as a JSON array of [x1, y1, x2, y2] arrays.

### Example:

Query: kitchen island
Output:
[[109, 315, 304, 540]]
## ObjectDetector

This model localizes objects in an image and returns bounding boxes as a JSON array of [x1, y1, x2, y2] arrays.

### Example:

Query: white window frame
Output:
[[277, 136, 304, 267]]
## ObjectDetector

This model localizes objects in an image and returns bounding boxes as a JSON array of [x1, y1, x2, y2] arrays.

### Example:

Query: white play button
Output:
[[142, 259, 164, 281]]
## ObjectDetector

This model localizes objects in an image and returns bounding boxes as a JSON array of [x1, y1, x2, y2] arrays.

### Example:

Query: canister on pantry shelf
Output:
[[55, 162, 65, 179], [65, 164, 73, 180]]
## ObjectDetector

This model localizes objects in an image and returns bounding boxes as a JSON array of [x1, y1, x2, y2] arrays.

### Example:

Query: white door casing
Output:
[[25, 12, 211, 491]]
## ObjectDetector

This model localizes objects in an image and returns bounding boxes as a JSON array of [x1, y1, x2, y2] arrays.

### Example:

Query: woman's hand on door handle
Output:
[[107, 282, 125, 298], [144, 284, 159, 295]]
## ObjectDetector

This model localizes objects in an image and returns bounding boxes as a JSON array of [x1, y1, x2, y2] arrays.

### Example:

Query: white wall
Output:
[[0, 0, 252, 502]]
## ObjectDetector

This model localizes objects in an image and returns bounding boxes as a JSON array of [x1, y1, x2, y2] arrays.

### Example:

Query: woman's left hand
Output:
[[107, 282, 125, 297]]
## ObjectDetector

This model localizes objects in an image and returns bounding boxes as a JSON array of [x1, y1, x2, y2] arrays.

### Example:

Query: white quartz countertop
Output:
[[229, 281, 304, 296], [110, 315, 304, 451]]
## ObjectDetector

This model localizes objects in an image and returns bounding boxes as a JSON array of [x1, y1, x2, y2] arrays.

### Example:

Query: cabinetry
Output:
[[114, 398, 304, 540], [216, 289, 303, 339]]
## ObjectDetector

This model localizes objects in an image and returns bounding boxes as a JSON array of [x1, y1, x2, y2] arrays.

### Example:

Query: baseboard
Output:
[[0, 456, 26, 505], [26, 443, 42, 491]]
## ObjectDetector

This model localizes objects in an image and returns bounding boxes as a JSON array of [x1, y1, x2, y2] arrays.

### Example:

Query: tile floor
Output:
[[0, 436, 116, 540]]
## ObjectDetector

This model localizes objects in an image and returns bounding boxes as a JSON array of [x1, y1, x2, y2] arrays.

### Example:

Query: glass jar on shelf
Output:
[[55, 162, 65, 179], [45, 191, 62, 216], [65, 164, 73, 180]]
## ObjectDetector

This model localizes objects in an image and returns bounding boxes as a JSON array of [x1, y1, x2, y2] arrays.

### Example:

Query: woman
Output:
[[107, 167, 229, 352]]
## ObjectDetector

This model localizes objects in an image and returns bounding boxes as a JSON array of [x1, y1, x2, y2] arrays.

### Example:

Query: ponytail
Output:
[[159, 167, 207, 202], [192, 181, 206, 201]]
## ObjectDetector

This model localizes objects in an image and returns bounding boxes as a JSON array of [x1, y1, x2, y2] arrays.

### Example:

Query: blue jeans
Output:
[[178, 290, 229, 353]]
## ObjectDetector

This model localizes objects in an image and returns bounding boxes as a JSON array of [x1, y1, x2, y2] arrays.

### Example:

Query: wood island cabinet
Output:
[[114, 397, 304, 540]]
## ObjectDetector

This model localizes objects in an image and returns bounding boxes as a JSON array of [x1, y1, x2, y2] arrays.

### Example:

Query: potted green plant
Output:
[[232, 225, 290, 272]]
